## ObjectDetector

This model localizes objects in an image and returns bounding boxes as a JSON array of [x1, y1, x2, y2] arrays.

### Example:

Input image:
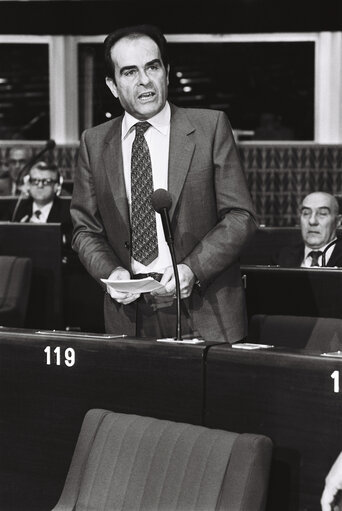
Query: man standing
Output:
[[277, 192, 342, 267], [71, 25, 257, 342]]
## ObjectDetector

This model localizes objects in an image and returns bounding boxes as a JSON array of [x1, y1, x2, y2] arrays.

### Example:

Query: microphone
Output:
[[321, 238, 339, 267], [11, 140, 56, 222], [151, 189, 182, 341], [151, 188, 173, 244]]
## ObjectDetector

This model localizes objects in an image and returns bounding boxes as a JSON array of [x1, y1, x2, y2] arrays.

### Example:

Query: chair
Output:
[[0, 255, 32, 327], [249, 314, 342, 351], [52, 409, 273, 511]]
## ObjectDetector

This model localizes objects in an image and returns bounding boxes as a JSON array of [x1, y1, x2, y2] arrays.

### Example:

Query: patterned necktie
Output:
[[308, 250, 323, 267], [131, 121, 158, 265]]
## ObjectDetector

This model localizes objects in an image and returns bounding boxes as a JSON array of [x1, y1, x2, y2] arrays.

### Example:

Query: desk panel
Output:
[[0, 329, 212, 511], [241, 265, 342, 320], [240, 227, 302, 265], [0, 222, 63, 329], [205, 345, 342, 511]]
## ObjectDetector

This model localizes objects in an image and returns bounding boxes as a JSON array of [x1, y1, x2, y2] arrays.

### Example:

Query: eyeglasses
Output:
[[29, 178, 58, 187]]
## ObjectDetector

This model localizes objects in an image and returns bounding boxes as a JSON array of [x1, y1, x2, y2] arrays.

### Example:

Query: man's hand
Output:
[[321, 451, 342, 510], [106, 266, 140, 305], [151, 264, 196, 299]]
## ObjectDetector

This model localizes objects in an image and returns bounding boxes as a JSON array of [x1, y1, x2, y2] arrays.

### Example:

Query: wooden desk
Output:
[[241, 265, 342, 320], [205, 345, 342, 511], [0, 329, 213, 510], [0, 222, 63, 329]]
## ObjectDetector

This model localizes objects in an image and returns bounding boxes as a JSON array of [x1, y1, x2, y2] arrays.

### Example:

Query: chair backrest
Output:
[[249, 314, 342, 351], [0, 255, 32, 327], [52, 409, 273, 511]]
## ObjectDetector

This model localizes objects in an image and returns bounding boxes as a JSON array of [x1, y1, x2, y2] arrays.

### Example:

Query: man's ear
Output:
[[166, 64, 170, 86], [337, 214, 342, 229], [105, 77, 118, 98]]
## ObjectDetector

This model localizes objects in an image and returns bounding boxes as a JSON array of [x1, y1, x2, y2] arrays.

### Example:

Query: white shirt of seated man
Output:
[[300, 191, 342, 267]]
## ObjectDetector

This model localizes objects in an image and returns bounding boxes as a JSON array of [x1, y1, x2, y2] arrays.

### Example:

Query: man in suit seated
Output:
[[8, 161, 72, 249], [7, 146, 32, 195], [276, 192, 342, 267]]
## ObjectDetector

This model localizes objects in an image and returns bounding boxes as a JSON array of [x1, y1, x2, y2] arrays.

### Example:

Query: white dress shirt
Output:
[[121, 102, 172, 274], [30, 201, 53, 223], [301, 239, 337, 267]]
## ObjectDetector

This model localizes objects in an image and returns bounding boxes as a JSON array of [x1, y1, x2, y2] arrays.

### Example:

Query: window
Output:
[[0, 43, 50, 140], [78, 39, 314, 140]]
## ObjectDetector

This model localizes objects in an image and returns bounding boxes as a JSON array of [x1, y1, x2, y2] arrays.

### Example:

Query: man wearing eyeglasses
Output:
[[6, 161, 72, 247]]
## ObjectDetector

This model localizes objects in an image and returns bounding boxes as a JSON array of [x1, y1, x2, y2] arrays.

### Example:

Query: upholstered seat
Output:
[[52, 409, 273, 511], [249, 314, 342, 351], [0, 255, 32, 327]]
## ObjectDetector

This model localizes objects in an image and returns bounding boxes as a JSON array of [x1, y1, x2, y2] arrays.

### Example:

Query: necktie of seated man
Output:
[[32, 210, 42, 222], [309, 250, 323, 267], [131, 122, 158, 265]]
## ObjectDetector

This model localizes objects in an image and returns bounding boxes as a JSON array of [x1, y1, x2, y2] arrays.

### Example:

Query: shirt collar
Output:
[[304, 238, 337, 258], [33, 201, 53, 215], [122, 101, 171, 140]]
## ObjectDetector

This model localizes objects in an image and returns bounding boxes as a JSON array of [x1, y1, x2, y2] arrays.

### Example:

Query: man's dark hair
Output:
[[104, 25, 169, 82], [30, 161, 60, 181]]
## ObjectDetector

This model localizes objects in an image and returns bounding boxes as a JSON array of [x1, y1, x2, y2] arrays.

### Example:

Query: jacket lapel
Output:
[[103, 116, 130, 227], [168, 105, 195, 220]]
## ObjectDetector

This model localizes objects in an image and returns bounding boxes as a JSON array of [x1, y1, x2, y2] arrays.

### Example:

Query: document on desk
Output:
[[101, 277, 165, 294]]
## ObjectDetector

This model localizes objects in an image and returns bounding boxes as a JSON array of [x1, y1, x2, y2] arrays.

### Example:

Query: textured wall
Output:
[[1, 143, 342, 226]]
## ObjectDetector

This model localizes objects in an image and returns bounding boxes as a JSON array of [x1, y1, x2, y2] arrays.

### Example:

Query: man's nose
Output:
[[309, 213, 318, 224], [138, 70, 151, 86]]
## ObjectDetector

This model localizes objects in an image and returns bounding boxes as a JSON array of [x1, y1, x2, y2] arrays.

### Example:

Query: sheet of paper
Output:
[[101, 277, 165, 293]]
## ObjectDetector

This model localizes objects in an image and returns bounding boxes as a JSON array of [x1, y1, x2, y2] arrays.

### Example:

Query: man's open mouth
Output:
[[138, 92, 155, 100]]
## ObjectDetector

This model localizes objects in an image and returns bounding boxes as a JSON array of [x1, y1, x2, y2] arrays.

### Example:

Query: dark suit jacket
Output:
[[276, 239, 342, 267], [8, 196, 73, 249], [71, 104, 257, 342]]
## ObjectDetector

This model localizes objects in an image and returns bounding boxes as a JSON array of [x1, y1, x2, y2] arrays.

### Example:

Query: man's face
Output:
[[106, 35, 169, 120], [8, 148, 30, 181], [28, 168, 58, 206], [300, 193, 341, 249]]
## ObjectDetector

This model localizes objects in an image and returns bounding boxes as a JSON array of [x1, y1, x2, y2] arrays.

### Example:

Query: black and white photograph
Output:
[[0, 1, 342, 509]]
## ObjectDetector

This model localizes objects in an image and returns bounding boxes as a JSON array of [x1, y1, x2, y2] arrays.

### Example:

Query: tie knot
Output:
[[308, 250, 323, 266], [135, 121, 150, 135], [35, 210, 41, 219]]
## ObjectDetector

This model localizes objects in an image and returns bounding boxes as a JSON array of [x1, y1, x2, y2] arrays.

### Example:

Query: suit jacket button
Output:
[[124, 241, 130, 249]]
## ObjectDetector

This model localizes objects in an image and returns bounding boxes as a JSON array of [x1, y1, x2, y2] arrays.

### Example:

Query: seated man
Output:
[[276, 192, 342, 267], [7, 146, 32, 195], [7, 161, 72, 248]]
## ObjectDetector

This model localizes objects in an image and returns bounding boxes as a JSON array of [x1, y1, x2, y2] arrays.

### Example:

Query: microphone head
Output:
[[151, 188, 172, 213], [46, 139, 56, 150]]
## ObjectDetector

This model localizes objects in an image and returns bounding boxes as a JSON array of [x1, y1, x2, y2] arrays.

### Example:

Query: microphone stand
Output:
[[158, 208, 182, 340], [152, 188, 183, 341], [168, 238, 182, 341]]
